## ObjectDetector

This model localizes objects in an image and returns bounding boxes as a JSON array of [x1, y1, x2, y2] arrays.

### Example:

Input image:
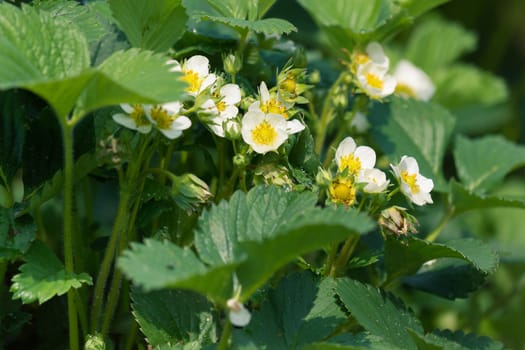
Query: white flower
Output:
[[393, 60, 435, 101], [391, 156, 434, 206], [357, 168, 389, 193], [169, 55, 217, 96], [112, 104, 152, 134], [349, 111, 370, 133], [201, 83, 242, 137], [145, 102, 191, 139], [356, 61, 397, 99], [353, 42, 390, 71], [241, 110, 288, 154], [226, 298, 251, 327], [335, 137, 376, 177]]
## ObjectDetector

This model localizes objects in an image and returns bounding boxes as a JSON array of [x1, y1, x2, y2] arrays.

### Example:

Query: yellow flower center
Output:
[[217, 101, 226, 112], [354, 53, 370, 66], [261, 98, 288, 119], [329, 178, 356, 206], [130, 105, 149, 127], [252, 120, 277, 146], [281, 77, 297, 94], [395, 83, 417, 98], [365, 73, 384, 90], [339, 154, 361, 176], [401, 170, 420, 194], [149, 106, 174, 130], [182, 70, 203, 94]]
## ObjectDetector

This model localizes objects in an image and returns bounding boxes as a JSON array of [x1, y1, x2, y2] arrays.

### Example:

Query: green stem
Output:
[[330, 235, 359, 277], [62, 122, 80, 350], [0, 260, 7, 286], [124, 319, 139, 350], [217, 319, 233, 350], [426, 207, 454, 242]]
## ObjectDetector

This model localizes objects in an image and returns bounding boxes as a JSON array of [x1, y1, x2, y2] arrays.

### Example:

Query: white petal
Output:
[[242, 110, 265, 129], [159, 128, 183, 139], [394, 60, 435, 101], [248, 101, 262, 112], [200, 73, 217, 93], [380, 74, 397, 97], [162, 101, 183, 114], [286, 119, 305, 134], [366, 42, 389, 69], [200, 99, 218, 115], [220, 105, 238, 120], [358, 168, 389, 193], [259, 81, 270, 103], [221, 84, 242, 105], [354, 146, 376, 169], [170, 115, 192, 131], [185, 55, 209, 76], [401, 156, 419, 174], [229, 304, 251, 327], [166, 59, 181, 72], [120, 104, 134, 113], [265, 113, 288, 131], [112, 114, 138, 130], [417, 175, 434, 193], [335, 137, 357, 167]]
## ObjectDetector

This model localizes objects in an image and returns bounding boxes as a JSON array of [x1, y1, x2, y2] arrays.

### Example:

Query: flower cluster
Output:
[[350, 42, 435, 101]]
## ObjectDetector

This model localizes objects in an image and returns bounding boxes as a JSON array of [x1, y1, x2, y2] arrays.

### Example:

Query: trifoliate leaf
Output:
[[408, 329, 504, 350], [370, 97, 455, 192], [454, 135, 525, 194], [305, 332, 404, 350], [336, 278, 423, 350], [0, 210, 35, 262], [10, 240, 92, 304], [131, 287, 217, 346]]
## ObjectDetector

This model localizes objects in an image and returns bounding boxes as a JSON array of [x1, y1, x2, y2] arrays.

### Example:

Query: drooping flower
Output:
[[145, 102, 191, 139], [226, 298, 251, 327], [393, 60, 435, 101], [356, 61, 397, 99], [335, 137, 376, 177], [241, 110, 288, 154], [329, 176, 357, 206], [357, 168, 389, 193], [112, 104, 152, 134], [169, 55, 217, 96], [201, 83, 242, 137], [390, 156, 434, 206]]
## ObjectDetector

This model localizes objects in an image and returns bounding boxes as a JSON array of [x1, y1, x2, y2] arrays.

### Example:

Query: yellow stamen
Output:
[[217, 101, 226, 112], [395, 83, 417, 98], [261, 98, 288, 119], [401, 171, 420, 193], [339, 154, 361, 176], [182, 70, 203, 94], [281, 77, 297, 94], [365, 73, 384, 90], [130, 105, 149, 127], [252, 120, 277, 146], [354, 53, 370, 66], [149, 106, 174, 130], [329, 178, 357, 206]]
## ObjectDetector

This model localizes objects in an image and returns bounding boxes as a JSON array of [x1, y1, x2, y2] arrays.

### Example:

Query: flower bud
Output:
[[233, 154, 249, 168], [84, 333, 106, 350], [308, 70, 321, 84], [173, 174, 212, 211], [223, 53, 242, 76], [11, 169, 24, 203], [226, 297, 251, 327], [379, 206, 418, 236], [253, 163, 294, 189], [224, 119, 241, 140]]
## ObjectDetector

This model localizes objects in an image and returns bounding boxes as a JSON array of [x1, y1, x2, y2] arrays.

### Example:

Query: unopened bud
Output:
[[11, 169, 24, 203], [309, 70, 321, 85], [233, 154, 249, 168], [84, 333, 106, 350], [223, 53, 242, 76], [173, 174, 212, 211], [379, 206, 418, 236], [224, 119, 241, 140]]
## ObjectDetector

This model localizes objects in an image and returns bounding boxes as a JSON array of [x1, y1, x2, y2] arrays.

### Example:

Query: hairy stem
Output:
[[217, 318, 233, 350]]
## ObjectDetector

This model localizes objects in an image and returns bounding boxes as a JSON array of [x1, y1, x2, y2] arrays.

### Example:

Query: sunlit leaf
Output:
[[370, 97, 455, 192], [131, 288, 217, 346], [10, 241, 92, 304], [336, 278, 423, 350], [454, 135, 525, 193], [409, 329, 504, 350], [109, 0, 187, 52]]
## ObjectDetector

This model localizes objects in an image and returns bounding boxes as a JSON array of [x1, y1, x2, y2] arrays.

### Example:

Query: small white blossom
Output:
[[391, 156, 434, 206], [357, 168, 389, 193], [335, 137, 376, 177], [227, 298, 251, 327], [365, 42, 390, 70], [393, 60, 435, 101], [241, 110, 288, 154], [356, 61, 397, 99], [112, 104, 152, 134], [169, 55, 217, 96], [201, 83, 242, 137], [145, 102, 191, 139], [349, 111, 370, 133]]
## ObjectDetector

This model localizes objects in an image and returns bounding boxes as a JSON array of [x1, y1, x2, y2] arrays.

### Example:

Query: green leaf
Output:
[[76, 49, 187, 115], [198, 16, 296, 35], [409, 329, 504, 350], [131, 288, 217, 346], [405, 16, 477, 72], [109, 0, 188, 52], [449, 180, 525, 214], [370, 97, 456, 192], [403, 259, 487, 299], [235, 272, 346, 348], [336, 278, 423, 350], [118, 239, 238, 302], [195, 186, 375, 298], [305, 333, 404, 350], [400, 0, 451, 18], [0, 90, 26, 182], [384, 236, 499, 284], [454, 135, 525, 193], [433, 64, 508, 109], [10, 240, 92, 304], [0, 211, 35, 262]]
